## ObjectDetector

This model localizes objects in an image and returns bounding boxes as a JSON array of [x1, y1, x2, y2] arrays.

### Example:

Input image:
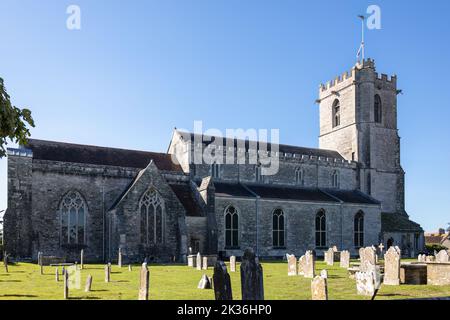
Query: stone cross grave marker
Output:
[[384, 246, 401, 285], [378, 243, 384, 257], [304, 250, 315, 279], [240, 248, 264, 300], [213, 261, 233, 300], [202, 256, 208, 270], [340, 250, 350, 268], [196, 252, 202, 270], [311, 275, 328, 300], [230, 256, 236, 272], [287, 254, 297, 276], [435, 250, 450, 263], [85, 274, 93, 292], [198, 274, 212, 289], [138, 263, 150, 300]]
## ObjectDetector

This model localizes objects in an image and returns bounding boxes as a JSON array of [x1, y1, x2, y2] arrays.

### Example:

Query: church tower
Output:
[[317, 59, 405, 215]]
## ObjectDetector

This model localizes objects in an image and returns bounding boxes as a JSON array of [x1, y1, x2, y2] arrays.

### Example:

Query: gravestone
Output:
[[129, 265, 132, 272], [85, 274, 93, 292], [197, 274, 212, 289], [196, 253, 202, 270], [378, 243, 384, 258], [435, 250, 450, 263], [80, 249, 84, 270], [202, 256, 208, 270], [355, 271, 375, 296], [311, 275, 328, 300], [360, 247, 377, 272], [187, 255, 196, 267], [340, 250, 350, 268], [62, 266, 65, 275], [3, 254, 8, 273], [105, 264, 111, 282], [320, 269, 328, 279], [426, 255, 435, 262], [138, 263, 150, 300], [384, 246, 401, 285], [55, 268, 59, 282], [417, 254, 425, 262], [324, 248, 334, 266], [304, 251, 315, 278], [118, 248, 123, 268], [63, 270, 69, 299], [297, 256, 305, 276], [213, 261, 233, 300], [230, 256, 236, 272], [240, 248, 264, 300], [287, 254, 297, 276]]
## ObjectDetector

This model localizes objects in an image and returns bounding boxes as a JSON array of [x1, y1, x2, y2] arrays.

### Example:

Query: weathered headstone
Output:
[[384, 246, 401, 285], [80, 249, 84, 270], [202, 256, 208, 270], [320, 269, 328, 279], [324, 248, 334, 266], [138, 263, 150, 300], [196, 252, 202, 270], [360, 247, 377, 272], [187, 255, 195, 267], [197, 274, 212, 289], [61, 266, 66, 275], [3, 254, 8, 273], [118, 248, 123, 268], [340, 250, 350, 268], [287, 254, 297, 276], [311, 275, 328, 300], [355, 271, 375, 296], [105, 264, 111, 282], [435, 250, 450, 263], [230, 256, 236, 272], [85, 274, 92, 292], [304, 250, 315, 278], [426, 255, 435, 262], [63, 270, 69, 299], [213, 261, 233, 300], [129, 264, 132, 272], [240, 248, 264, 300], [55, 268, 59, 282], [297, 255, 305, 276]]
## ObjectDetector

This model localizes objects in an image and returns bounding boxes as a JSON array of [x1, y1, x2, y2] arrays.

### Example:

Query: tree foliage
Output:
[[0, 77, 35, 157]]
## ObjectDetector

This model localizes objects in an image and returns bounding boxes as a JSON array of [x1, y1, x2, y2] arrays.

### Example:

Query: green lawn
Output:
[[0, 260, 449, 300]]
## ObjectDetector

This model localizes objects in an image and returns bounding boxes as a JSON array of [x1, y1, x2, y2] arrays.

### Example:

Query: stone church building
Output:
[[4, 59, 424, 262]]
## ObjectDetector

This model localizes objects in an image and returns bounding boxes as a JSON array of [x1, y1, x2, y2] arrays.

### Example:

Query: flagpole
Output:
[[357, 15, 365, 63]]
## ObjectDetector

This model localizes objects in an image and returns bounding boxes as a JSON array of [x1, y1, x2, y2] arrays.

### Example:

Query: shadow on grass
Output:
[[0, 294, 38, 298], [68, 296, 101, 300], [0, 280, 22, 282], [91, 289, 108, 292]]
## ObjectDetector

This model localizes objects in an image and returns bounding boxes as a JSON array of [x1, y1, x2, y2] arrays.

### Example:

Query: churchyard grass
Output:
[[0, 260, 449, 300]]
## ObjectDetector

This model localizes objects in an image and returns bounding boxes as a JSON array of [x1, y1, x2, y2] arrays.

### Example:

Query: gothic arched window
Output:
[[140, 188, 165, 245], [374, 94, 382, 123], [315, 210, 326, 248], [272, 209, 285, 248], [354, 211, 364, 248], [332, 99, 341, 128], [225, 206, 239, 248], [295, 167, 304, 186], [60, 191, 87, 246], [331, 170, 340, 188]]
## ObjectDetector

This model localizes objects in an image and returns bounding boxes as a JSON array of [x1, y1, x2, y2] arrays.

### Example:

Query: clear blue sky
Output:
[[0, 0, 449, 232]]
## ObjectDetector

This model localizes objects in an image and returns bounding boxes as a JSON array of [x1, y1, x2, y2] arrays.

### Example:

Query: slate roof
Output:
[[182, 131, 344, 160], [25, 139, 182, 172], [214, 182, 379, 205], [381, 212, 423, 232], [169, 183, 204, 217]]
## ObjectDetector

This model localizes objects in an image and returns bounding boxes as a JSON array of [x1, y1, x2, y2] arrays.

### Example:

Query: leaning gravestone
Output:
[[213, 261, 233, 300], [340, 250, 350, 268], [311, 275, 328, 300], [197, 274, 212, 289], [230, 256, 236, 272], [202, 256, 208, 270], [240, 248, 264, 300], [304, 251, 315, 279], [138, 263, 150, 300], [287, 254, 297, 276], [435, 250, 450, 263], [196, 252, 202, 270], [85, 274, 93, 292], [298, 255, 306, 276], [384, 246, 401, 285]]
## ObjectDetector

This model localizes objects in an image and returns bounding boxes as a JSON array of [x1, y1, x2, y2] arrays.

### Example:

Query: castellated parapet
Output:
[[319, 58, 397, 100]]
